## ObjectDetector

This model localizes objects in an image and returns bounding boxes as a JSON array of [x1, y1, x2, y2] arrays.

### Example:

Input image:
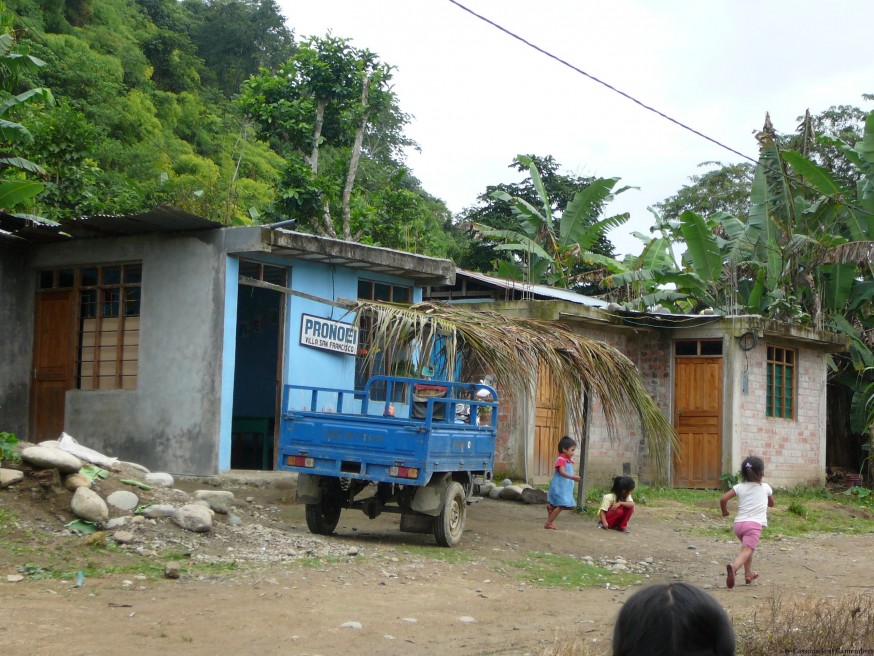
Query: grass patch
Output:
[[0, 507, 18, 527], [399, 545, 474, 564], [503, 551, 640, 589], [583, 484, 874, 539]]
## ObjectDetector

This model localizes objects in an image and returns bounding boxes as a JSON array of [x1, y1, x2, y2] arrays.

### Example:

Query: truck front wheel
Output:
[[305, 496, 342, 535], [434, 481, 466, 547]]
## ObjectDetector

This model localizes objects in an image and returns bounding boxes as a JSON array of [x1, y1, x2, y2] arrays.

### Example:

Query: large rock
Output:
[[21, 446, 83, 474], [107, 490, 139, 512], [144, 472, 175, 488], [194, 490, 234, 514], [63, 474, 92, 491], [71, 487, 109, 524], [0, 468, 24, 488], [520, 487, 548, 504], [499, 485, 524, 501], [142, 504, 176, 519], [171, 504, 213, 533]]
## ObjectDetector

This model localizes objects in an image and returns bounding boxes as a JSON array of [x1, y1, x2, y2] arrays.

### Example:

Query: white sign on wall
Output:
[[300, 314, 359, 355]]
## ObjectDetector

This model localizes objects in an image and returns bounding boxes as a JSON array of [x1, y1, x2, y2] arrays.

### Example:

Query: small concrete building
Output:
[[425, 270, 848, 489], [0, 209, 453, 475]]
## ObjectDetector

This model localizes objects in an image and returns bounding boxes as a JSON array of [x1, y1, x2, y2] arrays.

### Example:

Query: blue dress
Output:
[[547, 454, 576, 508]]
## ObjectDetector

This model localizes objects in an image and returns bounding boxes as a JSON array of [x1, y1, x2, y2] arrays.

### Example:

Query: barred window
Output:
[[766, 346, 795, 419]]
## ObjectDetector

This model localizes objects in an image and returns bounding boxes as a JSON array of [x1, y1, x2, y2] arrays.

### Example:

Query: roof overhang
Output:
[[259, 227, 455, 286], [0, 205, 221, 243]]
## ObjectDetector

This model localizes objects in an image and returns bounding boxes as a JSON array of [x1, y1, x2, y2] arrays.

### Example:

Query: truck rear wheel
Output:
[[434, 481, 466, 547], [305, 496, 342, 535]]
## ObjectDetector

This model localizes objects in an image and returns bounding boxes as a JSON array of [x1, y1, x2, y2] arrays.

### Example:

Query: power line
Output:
[[446, 0, 757, 165], [446, 0, 874, 229]]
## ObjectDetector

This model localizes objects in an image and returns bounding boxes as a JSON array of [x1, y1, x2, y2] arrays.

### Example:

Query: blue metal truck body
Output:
[[276, 375, 497, 546]]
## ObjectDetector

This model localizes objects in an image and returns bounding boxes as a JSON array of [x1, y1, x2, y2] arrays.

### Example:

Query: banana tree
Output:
[[0, 29, 53, 215], [474, 155, 633, 289]]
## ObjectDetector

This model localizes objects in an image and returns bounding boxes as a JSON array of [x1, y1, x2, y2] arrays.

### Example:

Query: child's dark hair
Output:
[[740, 455, 765, 482], [557, 435, 576, 453], [610, 475, 636, 499], [612, 582, 736, 656]]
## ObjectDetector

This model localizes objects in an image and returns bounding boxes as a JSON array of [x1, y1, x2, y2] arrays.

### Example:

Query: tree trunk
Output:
[[308, 99, 326, 174], [341, 75, 372, 241], [321, 198, 336, 238]]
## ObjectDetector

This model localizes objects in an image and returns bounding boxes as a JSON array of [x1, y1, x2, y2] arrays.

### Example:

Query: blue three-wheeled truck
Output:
[[276, 375, 498, 547]]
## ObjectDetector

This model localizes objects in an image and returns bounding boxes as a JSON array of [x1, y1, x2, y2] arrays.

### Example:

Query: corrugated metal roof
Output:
[[457, 269, 611, 307], [0, 205, 222, 243]]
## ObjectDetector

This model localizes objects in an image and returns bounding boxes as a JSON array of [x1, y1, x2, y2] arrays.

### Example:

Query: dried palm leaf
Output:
[[345, 300, 678, 474]]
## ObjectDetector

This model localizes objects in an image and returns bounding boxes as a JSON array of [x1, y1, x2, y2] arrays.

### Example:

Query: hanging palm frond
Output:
[[346, 299, 678, 475]]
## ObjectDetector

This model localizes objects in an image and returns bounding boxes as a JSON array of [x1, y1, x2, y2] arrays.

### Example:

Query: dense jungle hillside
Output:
[[3, 0, 462, 257]]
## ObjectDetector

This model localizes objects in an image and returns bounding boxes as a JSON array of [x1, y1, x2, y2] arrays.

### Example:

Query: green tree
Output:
[[185, 0, 294, 97], [655, 161, 754, 225], [471, 155, 631, 291], [0, 10, 52, 215], [240, 35, 413, 241], [456, 155, 619, 285]]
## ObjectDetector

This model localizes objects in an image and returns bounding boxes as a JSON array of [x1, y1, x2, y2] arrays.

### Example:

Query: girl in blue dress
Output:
[[545, 435, 581, 529]]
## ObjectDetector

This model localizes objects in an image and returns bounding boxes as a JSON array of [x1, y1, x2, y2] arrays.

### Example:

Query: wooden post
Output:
[[576, 388, 592, 509]]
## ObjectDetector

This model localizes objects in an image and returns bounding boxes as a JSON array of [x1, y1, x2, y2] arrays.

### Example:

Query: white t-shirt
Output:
[[732, 481, 773, 526]]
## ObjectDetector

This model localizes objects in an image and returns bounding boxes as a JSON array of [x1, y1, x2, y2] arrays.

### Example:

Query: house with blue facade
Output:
[[0, 208, 453, 475]]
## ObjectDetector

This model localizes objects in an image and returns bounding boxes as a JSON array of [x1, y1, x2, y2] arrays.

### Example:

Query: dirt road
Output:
[[3, 478, 874, 656]]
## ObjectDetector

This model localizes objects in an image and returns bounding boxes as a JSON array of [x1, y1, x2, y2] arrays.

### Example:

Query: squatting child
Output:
[[598, 475, 636, 532]]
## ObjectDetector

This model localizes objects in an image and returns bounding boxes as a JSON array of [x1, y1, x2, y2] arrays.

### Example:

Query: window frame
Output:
[[38, 262, 142, 391], [673, 338, 724, 357], [766, 345, 796, 419], [355, 279, 413, 400]]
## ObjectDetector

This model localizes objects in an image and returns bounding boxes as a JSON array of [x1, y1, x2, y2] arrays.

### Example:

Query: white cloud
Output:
[[277, 0, 874, 257]]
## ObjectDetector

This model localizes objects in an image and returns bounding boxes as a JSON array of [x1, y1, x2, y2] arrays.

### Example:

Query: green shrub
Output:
[[0, 431, 20, 463]]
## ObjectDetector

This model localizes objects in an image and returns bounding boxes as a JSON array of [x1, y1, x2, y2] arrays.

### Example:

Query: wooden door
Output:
[[673, 357, 722, 488], [533, 365, 564, 482], [30, 291, 76, 442]]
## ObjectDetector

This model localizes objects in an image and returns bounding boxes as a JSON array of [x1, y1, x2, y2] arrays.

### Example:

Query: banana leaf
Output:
[[0, 180, 44, 208], [679, 210, 723, 284], [819, 263, 856, 310]]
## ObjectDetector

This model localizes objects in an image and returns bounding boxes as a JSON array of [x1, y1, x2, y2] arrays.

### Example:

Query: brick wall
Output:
[[732, 343, 827, 487]]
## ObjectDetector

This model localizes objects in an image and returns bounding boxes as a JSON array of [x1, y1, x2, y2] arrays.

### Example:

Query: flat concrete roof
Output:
[[260, 227, 455, 286]]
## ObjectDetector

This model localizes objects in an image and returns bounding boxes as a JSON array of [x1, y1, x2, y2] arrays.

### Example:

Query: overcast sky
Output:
[[277, 0, 874, 257]]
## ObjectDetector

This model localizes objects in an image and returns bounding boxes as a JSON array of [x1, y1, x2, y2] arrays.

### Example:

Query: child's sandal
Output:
[[745, 572, 759, 585]]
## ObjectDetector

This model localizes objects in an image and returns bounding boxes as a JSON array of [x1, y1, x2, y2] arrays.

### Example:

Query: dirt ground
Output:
[[2, 471, 874, 656]]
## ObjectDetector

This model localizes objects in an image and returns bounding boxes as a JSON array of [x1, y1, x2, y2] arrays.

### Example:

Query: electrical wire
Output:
[[445, 0, 874, 232]]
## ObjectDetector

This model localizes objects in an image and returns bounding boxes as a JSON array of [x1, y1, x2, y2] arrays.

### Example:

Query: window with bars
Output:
[[39, 263, 142, 390], [355, 280, 412, 400], [766, 345, 795, 419]]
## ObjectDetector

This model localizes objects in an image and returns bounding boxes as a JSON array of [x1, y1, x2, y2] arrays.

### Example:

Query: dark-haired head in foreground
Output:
[[612, 582, 735, 656]]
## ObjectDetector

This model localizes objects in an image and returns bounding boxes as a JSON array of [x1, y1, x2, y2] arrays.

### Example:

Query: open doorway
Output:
[[231, 261, 287, 470]]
